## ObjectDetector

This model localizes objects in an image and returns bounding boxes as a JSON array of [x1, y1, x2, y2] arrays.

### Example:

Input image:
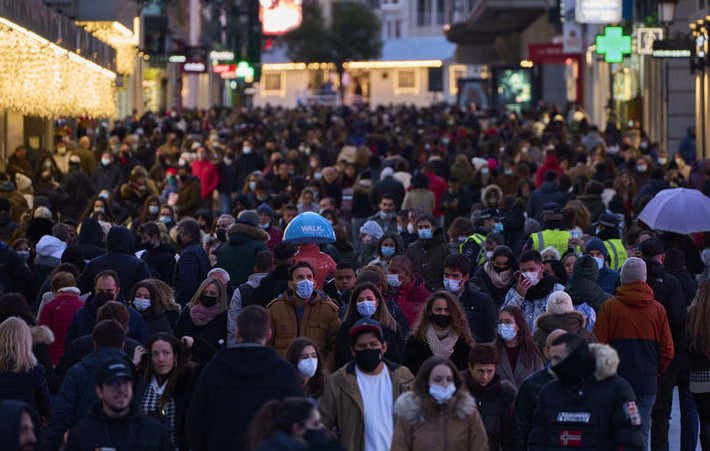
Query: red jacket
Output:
[[38, 291, 85, 364], [393, 274, 431, 327], [534, 154, 564, 188], [191, 160, 220, 199], [423, 171, 447, 217]]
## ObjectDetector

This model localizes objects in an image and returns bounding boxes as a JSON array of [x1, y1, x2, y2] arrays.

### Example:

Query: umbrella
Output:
[[638, 188, 710, 234], [283, 212, 336, 244]]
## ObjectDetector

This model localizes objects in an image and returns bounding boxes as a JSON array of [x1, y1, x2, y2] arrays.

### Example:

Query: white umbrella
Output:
[[638, 188, 710, 234]]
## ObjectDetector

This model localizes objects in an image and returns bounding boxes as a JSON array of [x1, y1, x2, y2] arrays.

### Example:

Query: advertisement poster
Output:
[[494, 67, 534, 112], [457, 78, 490, 112]]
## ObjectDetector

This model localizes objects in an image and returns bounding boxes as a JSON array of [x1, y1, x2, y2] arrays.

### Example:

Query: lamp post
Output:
[[658, 0, 677, 157]]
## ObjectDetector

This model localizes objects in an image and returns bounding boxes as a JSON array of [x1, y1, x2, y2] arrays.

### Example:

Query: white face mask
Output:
[[407, 223, 415, 234], [387, 273, 402, 288], [593, 256, 604, 270], [524, 271, 540, 286], [133, 298, 151, 312], [443, 278, 461, 293], [429, 383, 456, 404], [297, 357, 318, 378]]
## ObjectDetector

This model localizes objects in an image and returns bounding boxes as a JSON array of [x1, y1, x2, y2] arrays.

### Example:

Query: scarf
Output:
[[189, 302, 222, 327], [483, 261, 514, 289], [425, 325, 459, 359], [524, 273, 556, 300]]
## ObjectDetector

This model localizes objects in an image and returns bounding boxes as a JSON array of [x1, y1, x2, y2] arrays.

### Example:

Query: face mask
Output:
[[658, 157, 667, 165], [133, 298, 151, 312], [17, 250, 30, 263], [493, 222, 504, 233], [443, 278, 461, 293], [379, 210, 393, 220], [297, 357, 318, 378], [224, 157, 233, 165], [504, 169, 513, 176], [242, 147, 252, 154], [201, 294, 218, 307], [354, 348, 382, 372], [249, 181, 257, 191], [98, 191, 110, 200], [94, 207, 105, 214], [418, 229, 432, 240], [216, 229, 227, 242], [442, 138, 450, 146], [261, 222, 270, 229], [43, 161, 52, 169], [498, 324, 517, 341], [431, 314, 451, 328], [485, 250, 495, 259], [101, 158, 111, 166], [387, 274, 402, 288], [397, 225, 404, 234], [95, 291, 113, 308], [148, 205, 159, 214], [357, 300, 377, 318], [524, 271, 540, 286], [314, 172, 323, 180], [296, 279, 314, 299], [304, 428, 328, 445], [481, 168, 489, 175], [429, 383, 456, 404], [407, 223, 415, 234], [594, 256, 604, 269], [381, 246, 395, 258], [637, 165, 647, 173], [159, 216, 172, 224]]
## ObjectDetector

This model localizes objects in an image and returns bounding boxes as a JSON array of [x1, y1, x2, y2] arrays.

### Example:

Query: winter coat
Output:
[[76, 217, 106, 260], [593, 281, 674, 397], [405, 228, 451, 292], [191, 160, 220, 199], [65, 401, 171, 451], [78, 226, 152, 295], [43, 346, 130, 449], [141, 308, 179, 335], [503, 275, 565, 332], [175, 175, 202, 218], [595, 266, 620, 296], [372, 176, 406, 209], [532, 311, 598, 350], [534, 154, 564, 189], [55, 334, 140, 377], [319, 360, 414, 451], [38, 290, 85, 364], [402, 188, 436, 214], [334, 314, 405, 369], [0, 363, 52, 419], [141, 243, 177, 283], [511, 368, 555, 451], [217, 223, 269, 288], [495, 341, 544, 389], [64, 293, 149, 346], [565, 274, 612, 313], [34, 235, 65, 286], [91, 161, 122, 193], [423, 171, 447, 217], [404, 334, 471, 375], [263, 224, 283, 251], [251, 264, 290, 307], [173, 305, 227, 366], [458, 282, 497, 343], [463, 373, 517, 451], [0, 242, 32, 297], [235, 152, 265, 188], [266, 290, 341, 371], [527, 181, 566, 223], [173, 240, 209, 305], [186, 345, 304, 451], [392, 274, 431, 327], [0, 212, 17, 243], [440, 188, 473, 230], [391, 390, 489, 451], [529, 344, 645, 450]]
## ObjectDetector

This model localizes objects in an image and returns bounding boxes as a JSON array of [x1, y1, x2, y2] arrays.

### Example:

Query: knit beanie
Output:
[[584, 237, 608, 259], [546, 291, 574, 315], [573, 255, 599, 281], [620, 257, 647, 284]]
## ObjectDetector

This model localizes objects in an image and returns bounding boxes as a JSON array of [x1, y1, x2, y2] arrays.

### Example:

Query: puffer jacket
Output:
[[392, 274, 431, 327], [511, 367, 555, 451], [217, 223, 269, 287], [38, 289, 85, 364], [266, 290, 341, 371], [391, 390, 489, 451], [533, 311, 597, 350], [463, 373, 517, 451], [405, 228, 451, 292], [319, 360, 414, 451]]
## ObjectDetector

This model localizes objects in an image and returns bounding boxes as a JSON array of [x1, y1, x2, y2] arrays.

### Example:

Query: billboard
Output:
[[494, 67, 534, 112], [575, 0, 622, 24], [260, 0, 303, 35]]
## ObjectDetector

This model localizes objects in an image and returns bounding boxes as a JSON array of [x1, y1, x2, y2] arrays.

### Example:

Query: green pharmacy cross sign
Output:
[[596, 27, 632, 63], [235, 61, 255, 82]]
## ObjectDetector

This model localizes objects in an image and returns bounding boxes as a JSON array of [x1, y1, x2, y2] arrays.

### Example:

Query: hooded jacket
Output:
[[77, 217, 106, 260], [464, 372, 517, 451], [392, 273, 431, 327], [405, 228, 451, 292], [593, 281, 674, 397], [0, 400, 38, 451], [529, 344, 645, 450], [251, 264, 291, 307], [533, 311, 598, 350], [390, 389, 489, 451], [534, 154, 564, 188], [64, 293, 149, 347], [217, 223, 270, 288], [186, 345, 304, 451], [33, 235, 66, 285], [527, 181, 567, 223], [565, 275, 612, 313], [141, 242, 177, 283], [39, 290, 85, 364], [78, 226, 152, 295]]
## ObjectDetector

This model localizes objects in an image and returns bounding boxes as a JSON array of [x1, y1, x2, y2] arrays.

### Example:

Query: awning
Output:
[[446, 0, 548, 45]]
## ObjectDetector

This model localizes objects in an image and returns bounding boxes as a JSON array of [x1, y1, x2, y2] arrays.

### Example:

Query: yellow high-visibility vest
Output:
[[604, 239, 628, 271], [461, 233, 486, 265], [531, 230, 571, 256]]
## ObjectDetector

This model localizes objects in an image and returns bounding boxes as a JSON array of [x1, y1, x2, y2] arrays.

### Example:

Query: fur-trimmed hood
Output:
[[481, 184, 503, 207], [534, 310, 586, 331], [394, 390, 476, 425], [30, 325, 55, 346], [227, 222, 269, 243], [590, 343, 619, 381]]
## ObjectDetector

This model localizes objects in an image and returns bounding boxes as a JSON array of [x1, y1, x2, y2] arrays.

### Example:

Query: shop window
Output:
[[396, 70, 418, 95], [263, 72, 284, 97]]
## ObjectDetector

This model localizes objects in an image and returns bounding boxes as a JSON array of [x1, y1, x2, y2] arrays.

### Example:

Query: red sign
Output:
[[213, 64, 237, 74], [558, 430, 582, 447]]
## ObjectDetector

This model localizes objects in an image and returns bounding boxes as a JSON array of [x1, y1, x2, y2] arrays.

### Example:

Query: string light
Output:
[[77, 21, 137, 74], [0, 19, 116, 118]]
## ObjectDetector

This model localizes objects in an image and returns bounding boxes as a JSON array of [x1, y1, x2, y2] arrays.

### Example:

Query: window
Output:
[[436, 0, 445, 25], [263, 72, 285, 97], [395, 70, 418, 95], [395, 20, 401, 38], [387, 21, 392, 38], [417, 0, 431, 26]]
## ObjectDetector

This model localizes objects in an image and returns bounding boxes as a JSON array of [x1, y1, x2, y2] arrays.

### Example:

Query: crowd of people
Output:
[[0, 103, 709, 450]]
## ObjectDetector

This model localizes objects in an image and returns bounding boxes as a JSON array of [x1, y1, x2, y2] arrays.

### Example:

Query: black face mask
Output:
[[216, 229, 227, 243], [551, 344, 595, 386], [431, 314, 451, 328], [95, 291, 114, 308], [304, 428, 328, 445], [354, 348, 382, 373], [201, 295, 218, 308]]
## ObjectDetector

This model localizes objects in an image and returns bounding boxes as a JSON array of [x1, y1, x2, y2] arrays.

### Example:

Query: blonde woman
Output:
[[0, 317, 52, 420], [173, 277, 228, 365]]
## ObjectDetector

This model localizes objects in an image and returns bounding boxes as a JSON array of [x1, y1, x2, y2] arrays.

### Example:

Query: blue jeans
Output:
[[637, 394, 657, 450], [219, 192, 232, 215]]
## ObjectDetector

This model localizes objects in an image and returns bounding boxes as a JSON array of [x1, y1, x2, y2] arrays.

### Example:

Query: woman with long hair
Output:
[[495, 305, 544, 388], [391, 356, 488, 451], [688, 280, 710, 450], [404, 291, 475, 374], [136, 195, 163, 226], [334, 282, 405, 368], [246, 397, 332, 451], [173, 277, 228, 365], [284, 337, 326, 404], [129, 279, 181, 335], [0, 317, 52, 420], [135, 332, 199, 451], [473, 245, 518, 309], [369, 234, 401, 271]]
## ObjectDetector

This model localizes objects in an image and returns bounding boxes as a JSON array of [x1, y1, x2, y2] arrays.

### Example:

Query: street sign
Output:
[[652, 39, 694, 58], [596, 27, 632, 63], [576, 0, 622, 24], [637, 28, 664, 55]]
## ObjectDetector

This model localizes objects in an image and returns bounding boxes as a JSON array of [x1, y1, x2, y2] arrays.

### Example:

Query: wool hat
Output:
[[584, 237, 608, 259], [620, 257, 647, 284], [256, 203, 273, 215], [546, 291, 575, 315], [573, 255, 599, 281], [236, 210, 259, 227]]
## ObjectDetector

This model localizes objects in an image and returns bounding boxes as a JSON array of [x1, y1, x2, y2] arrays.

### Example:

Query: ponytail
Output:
[[245, 398, 314, 451]]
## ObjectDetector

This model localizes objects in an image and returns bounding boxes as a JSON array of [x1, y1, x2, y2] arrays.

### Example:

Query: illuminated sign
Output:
[[183, 61, 207, 72], [653, 39, 694, 58], [637, 28, 664, 55], [260, 0, 303, 35], [596, 27, 631, 63], [168, 55, 187, 63], [209, 50, 235, 61], [235, 61, 255, 81], [575, 0, 622, 24], [212, 64, 237, 74]]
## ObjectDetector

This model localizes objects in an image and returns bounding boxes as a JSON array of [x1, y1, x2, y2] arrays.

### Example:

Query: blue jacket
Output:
[[679, 127, 696, 164], [527, 181, 566, 222], [173, 240, 209, 305], [64, 294, 149, 347], [597, 266, 621, 296], [43, 346, 129, 450]]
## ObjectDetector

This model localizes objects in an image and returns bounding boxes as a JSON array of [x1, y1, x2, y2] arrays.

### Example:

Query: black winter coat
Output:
[[511, 368, 554, 451], [464, 372, 517, 451], [0, 365, 52, 419], [141, 243, 177, 283], [251, 265, 290, 307], [64, 294, 149, 347], [56, 334, 141, 376], [458, 282, 497, 343], [404, 334, 471, 375], [173, 240, 210, 305], [76, 218, 106, 260], [173, 306, 227, 366]]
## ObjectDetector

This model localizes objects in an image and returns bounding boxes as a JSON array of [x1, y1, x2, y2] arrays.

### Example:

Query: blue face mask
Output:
[[493, 222, 504, 233], [504, 169, 513, 176], [133, 298, 151, 312], [397, 225, 404, 234], [148, 205, 159, 214], [296, 279, 314, 299], [498, 324, 517, 342], [356, 300, 377, 318], [159, 216, 172, 224], [418, 229, 433, 240], [594, 256, 605, 269], [381, 246, 396, 258]]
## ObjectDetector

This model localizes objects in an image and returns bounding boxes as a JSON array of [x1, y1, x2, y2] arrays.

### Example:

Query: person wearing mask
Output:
[[187, 305, 304, 451], [173, 218, 210, 305], [368, 194, 399, 236], [358, 220, 384, 267], [405, 214, 451, 292], [503, 250, 564, 331], [525, 202, 571, 258], [256, 204, 283, 251], [216, 210, 270, 288], [174, 162, 202, 219], [442, 253, 497, 343], [404, 291, 475, 374], [335, 282, 405, 368], [138, 222, 177, 283], [294, 238, 338, 292], [323, 262, 357, 307], [129, 280, 180, 335], [266, 261, 341, 371], [592, 213, 628, 271], [65, 270, 149, 346], [134, 333, 200, 451], [495, 306, 544, 388], [285, 337, 327, 405], [173, 277, 228, 366], [91, 151, 122, 194], [583, 237, 621, 295], [593, 257, 674, 449], [0, 399, 39, 451], [65, 358, 171, 450], [391, 356, 488, 451], [387, 255, 431, 328], [235, 140, 265, 191], [473, 245, 517, 309], [227, 250, 273, 346], [463, 343, 517, 451], [320, 318, 414, 451], [440, 176, 472, 232], [532, 291, 597, 349], [251, 242, 297, 307], [369, 234, 401, 271], [529, 333, 645, 450]]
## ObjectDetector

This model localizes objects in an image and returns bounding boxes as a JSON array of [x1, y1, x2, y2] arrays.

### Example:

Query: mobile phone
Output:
[[570, 230, 580, 238], [513, 270, 522, 280]]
